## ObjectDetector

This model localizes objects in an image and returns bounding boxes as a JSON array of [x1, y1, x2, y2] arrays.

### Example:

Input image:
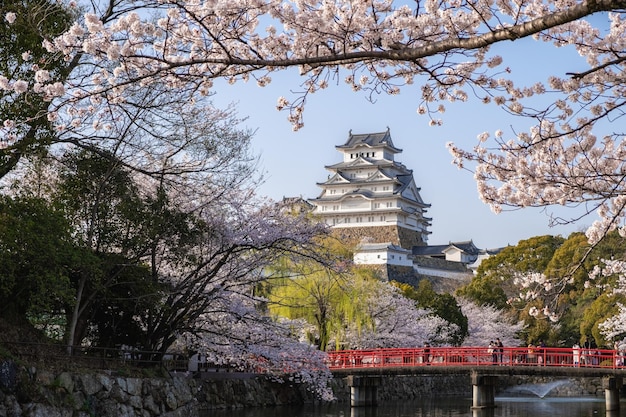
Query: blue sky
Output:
[[211, 36, 593, 249]]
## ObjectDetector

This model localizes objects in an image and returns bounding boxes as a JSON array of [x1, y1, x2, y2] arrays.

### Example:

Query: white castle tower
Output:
[[309, 129, 431, 248]]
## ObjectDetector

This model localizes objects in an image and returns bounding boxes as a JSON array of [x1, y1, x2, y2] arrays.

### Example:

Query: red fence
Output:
[[327, 346, 625, 370]]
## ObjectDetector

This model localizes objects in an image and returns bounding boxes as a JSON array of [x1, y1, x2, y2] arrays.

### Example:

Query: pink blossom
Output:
[[4, 12, 16, 24], [12, 80, 28, 93]]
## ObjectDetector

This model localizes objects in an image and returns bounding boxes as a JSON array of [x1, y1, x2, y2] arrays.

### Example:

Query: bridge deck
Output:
[[328, 346, 626, 377]]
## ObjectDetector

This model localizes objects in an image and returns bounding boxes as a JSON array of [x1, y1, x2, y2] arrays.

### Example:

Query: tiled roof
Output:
[[446, 240, 480, 255], [412, 241, 480, 257], [336, 129, 402, 152], [324, 157, 394, 170], [412, 245, 450, 256]]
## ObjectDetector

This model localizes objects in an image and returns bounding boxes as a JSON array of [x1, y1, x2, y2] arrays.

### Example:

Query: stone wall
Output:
[[331, 225, 424, 248], [386, 264, 469, 293], [0, 361, 315, 417]]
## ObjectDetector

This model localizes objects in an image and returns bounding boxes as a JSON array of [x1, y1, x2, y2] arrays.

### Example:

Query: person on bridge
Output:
[[527, 344, 536, 364], [496, 338, 504, 364], [423, 342, 431, 365], [573, 343, 581, 367], [537, 340, 546, 365], [488, 341, 498, 364]]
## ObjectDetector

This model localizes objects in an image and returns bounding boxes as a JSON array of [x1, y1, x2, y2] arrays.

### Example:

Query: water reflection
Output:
[[208, 396, 623, 417], [472, 408, 494, 417], [350, 407, 378, 417]]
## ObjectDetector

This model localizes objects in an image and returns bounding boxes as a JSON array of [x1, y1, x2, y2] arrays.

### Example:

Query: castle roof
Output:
[[336, 129, 401, 153], [324, 156, 406, 171], [412, 241, 480, 257]]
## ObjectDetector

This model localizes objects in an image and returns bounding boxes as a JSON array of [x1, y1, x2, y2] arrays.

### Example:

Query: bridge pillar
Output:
[[471, 372, 498, 409], [603, 376, 622, 411], [346, 375, 381, 407]]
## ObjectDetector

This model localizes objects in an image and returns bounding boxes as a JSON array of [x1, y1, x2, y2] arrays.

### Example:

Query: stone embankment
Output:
[[0, 359, 610, 417], [0, 360, 315, 417]]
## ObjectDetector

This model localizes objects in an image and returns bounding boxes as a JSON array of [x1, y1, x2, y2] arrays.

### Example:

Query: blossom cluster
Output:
[[3, 0, 619, 136]]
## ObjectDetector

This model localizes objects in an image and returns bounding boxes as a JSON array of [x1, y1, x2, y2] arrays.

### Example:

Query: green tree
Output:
[[0, 196, 74, 323], [457, 235, 565, 344], [455, 275, 508, 310], [458, 235, 565, 309], [265, 237, 360, 351]]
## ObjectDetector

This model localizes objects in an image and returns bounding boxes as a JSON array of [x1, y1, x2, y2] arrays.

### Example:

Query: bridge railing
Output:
[[327, 346, 625, 370]]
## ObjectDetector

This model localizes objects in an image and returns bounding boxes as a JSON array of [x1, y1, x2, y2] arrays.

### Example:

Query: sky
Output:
[[210, 37, 595, 250]]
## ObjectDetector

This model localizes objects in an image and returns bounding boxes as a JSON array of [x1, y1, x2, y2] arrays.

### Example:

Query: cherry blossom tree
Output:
[[153, 195, 334, 399], [458, 298, 523, 347], [0, 0, 74, 177], [340, 280, 460, 349]]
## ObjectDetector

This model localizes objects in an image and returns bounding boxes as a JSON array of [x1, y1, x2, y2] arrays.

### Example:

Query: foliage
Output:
[[455, 275, 508, 310], [267, 266, 348, 351], [264, 236, 352, 351], [0, 195, 74, 321], [457, 232, 626, 347]]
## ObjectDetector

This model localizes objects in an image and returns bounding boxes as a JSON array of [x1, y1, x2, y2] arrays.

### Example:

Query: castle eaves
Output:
[[336, 129, 402, 153]]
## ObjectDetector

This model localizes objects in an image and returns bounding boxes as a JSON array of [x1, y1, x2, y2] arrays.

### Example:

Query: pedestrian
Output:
[[538, 340, 545, 365], [422, 342, 431, 365], [496, 338, 504, 364], [573, 343, 580, 366], [527, 343, 536, 364], [489, 341, 497, 364]]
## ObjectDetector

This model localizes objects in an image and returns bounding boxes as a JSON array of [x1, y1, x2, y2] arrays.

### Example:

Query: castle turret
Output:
[[309, 129, 431, 248]]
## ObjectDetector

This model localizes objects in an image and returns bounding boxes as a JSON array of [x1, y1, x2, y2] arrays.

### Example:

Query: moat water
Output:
[[209, 396, 625, 417]]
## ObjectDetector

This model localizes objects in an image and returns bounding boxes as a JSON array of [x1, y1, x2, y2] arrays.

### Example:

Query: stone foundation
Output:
[[330, 226, 425, 248], [0, 361, 315, 417]]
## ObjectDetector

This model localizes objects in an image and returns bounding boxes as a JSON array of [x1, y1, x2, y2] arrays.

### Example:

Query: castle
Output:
[[307, 129, 500, 291]]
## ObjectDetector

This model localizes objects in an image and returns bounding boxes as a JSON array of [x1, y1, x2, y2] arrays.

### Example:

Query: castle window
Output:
[[368, 216, 374, 222], [373, 203, 380, 209], [345, 217, 350, 223], [380, 215, 386, 221], [387, 202, 393, 207]]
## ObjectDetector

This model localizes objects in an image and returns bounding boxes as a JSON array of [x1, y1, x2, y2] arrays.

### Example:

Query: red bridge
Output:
[[328, 345, 624, 370], [328, 346, 626, 409]]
